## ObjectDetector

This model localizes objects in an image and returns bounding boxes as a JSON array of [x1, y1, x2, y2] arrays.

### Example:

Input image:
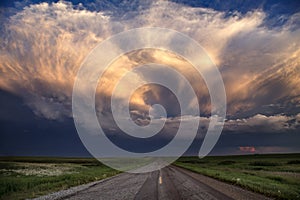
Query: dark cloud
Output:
[[0, 89, 89, 156]]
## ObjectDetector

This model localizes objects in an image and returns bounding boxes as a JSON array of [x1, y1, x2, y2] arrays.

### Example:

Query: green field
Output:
[[175, 154, 300, 200], [1, 154, 299, 200], [0, 157, 119, 200]]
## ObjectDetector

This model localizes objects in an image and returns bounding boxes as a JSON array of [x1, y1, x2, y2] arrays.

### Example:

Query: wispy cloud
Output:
[[225, 114, 300, 133], [0, 1, 299, 131]]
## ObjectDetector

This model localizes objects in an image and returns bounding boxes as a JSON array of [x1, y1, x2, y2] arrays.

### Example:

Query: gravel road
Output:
[[34, 166, 272, 200]]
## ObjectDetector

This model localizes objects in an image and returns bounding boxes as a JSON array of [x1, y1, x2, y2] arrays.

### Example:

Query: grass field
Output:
[[0, 157, 119, 200], [1, 154, 299, 200], [175, 154, 300, 200]]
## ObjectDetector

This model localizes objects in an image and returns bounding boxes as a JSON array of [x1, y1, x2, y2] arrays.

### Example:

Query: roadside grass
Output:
[[0, 157, 119, 200], [175, 154, 300, 200]]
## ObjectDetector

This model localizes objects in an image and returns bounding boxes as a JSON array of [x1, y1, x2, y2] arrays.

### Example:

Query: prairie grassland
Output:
[[175, 154, 300, 200], [0, 157, 119, 200]]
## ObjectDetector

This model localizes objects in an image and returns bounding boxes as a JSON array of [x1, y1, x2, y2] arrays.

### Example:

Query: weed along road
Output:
[[61, 166, 271, 200]]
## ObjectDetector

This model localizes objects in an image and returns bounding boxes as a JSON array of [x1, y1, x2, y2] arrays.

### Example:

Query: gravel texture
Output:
[[31, 166, 273, 200]]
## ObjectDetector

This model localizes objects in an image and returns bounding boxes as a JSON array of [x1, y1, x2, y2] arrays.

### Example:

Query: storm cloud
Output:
[[0, 0, 299, 155]]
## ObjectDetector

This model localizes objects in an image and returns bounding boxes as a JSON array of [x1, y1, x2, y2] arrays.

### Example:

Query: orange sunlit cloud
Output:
[[0, 1, 299, 122], [239, 146, 256, 153]]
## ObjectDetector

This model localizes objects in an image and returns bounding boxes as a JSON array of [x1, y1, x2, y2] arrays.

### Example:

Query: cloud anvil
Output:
[[0, 0, 299, 156]]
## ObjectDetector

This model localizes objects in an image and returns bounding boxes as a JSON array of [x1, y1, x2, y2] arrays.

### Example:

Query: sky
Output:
[[0, 0, 300, 157]]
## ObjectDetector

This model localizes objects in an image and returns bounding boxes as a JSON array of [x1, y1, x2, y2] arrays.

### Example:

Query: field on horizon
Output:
[[175, 153, 300, 200]]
